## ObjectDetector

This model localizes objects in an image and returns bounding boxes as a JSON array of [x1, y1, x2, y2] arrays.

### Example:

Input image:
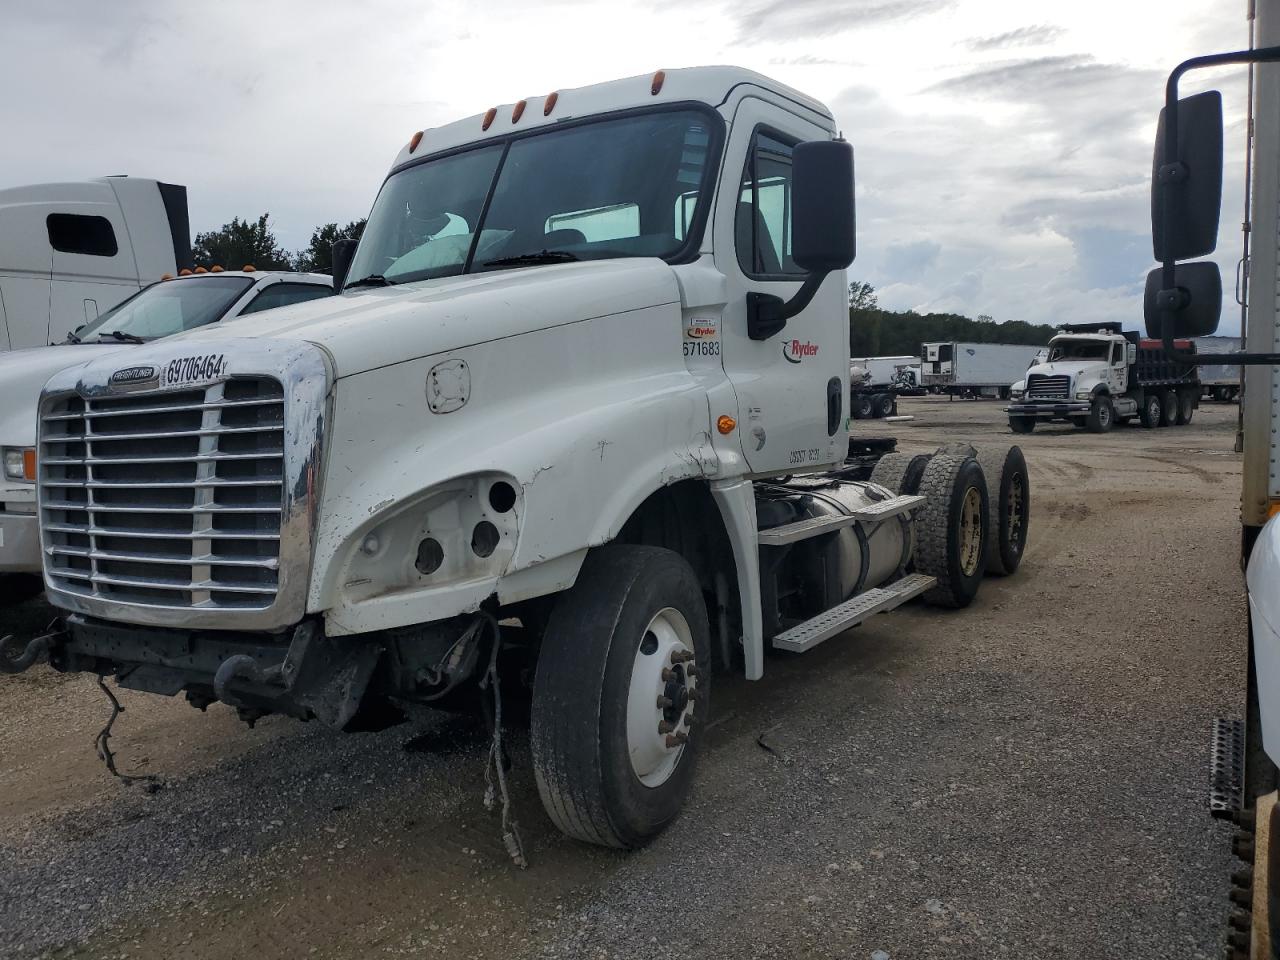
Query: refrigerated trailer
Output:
[[1196, 335, 1244, 400], [919, 341, 1042, 397]]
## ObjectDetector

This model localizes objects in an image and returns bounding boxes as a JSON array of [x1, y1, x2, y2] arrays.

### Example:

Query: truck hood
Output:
[[0, 343, 131, 445], [1025, 361, 1101, 382], [167, 259, 682, 378]]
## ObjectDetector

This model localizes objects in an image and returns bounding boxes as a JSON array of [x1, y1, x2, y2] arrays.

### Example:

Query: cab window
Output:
[[239, 282, 333, 316], [736, 131, 803, 278]]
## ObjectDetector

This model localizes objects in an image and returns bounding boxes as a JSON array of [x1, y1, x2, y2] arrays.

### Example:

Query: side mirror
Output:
[[332, 239, 359, 291], [1151, 90, 1223, 261], [1127, 342, 1137, 364], [1144, 261, 1222, 337], [792, 140, 856, 272], [746, 139, 855, 340]]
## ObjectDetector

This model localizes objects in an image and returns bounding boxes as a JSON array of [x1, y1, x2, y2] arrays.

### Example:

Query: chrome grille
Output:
[[40, 378, 285, 610], [1026, 374, 1070, 400]]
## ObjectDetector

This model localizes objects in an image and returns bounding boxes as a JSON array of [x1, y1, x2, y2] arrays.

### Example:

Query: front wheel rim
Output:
[[627, 607, 697, 788]]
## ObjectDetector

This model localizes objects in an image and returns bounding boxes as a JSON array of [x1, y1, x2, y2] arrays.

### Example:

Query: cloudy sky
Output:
[[0, 0, 1252, 332]]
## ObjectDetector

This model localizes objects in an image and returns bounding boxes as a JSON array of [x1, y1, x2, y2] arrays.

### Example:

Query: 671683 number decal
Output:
[[683, 341, 720, 357]]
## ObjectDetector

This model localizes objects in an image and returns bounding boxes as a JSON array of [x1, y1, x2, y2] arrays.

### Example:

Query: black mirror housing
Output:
[[791, 140, 856, 272], [1151, 90, 1223, 262], [332, 238, 359, 291], [1144, 261, 1222, 337]]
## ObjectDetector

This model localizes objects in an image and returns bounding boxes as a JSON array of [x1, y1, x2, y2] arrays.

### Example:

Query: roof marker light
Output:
[[194, 266, 208, 274], [210, 265, 224, 273], [408, 130, 423, 153], [243, 265, 256, 272], [544, 91, 559, 116], [482, 107, 497, 131], [651, 70, 666, 95], [512, 99, 527, 123], [179, 268, 192, 276], [160, 273, 174, 281]]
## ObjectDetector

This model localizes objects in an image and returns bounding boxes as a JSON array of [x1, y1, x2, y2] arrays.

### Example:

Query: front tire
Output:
[[914, 454, 989, 609], [1009, 416, 1035, 434], [531, 544, 710, 848], [1086, 396, 1114, 433]]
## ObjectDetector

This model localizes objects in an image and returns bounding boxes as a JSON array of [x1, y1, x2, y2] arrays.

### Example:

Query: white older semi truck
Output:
[[0, 177, 193, 351], [1141, 3, 1280, 955], [0, 68, 1031, 850]]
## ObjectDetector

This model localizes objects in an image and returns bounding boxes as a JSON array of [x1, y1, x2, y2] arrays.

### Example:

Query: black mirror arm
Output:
[[1156, 45, 1280, 367], [746, 271, 827, 341]]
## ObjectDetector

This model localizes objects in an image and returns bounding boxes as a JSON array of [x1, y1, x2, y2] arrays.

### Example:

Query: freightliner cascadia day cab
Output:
[[0, 270, 334, 605], [1005, 322, 1201, 433], [0, 177, 192, 351], [0, 68, 1033, 850]]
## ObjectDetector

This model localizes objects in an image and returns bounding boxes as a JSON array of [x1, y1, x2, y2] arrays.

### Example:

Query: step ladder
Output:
[[757, 494, 924, 547], [1209, 716, 1245, 819], [771, 573, 936, 653]]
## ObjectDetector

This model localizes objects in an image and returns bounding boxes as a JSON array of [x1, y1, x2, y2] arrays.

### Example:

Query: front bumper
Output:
[[0, 508, 39, 573], [1006, 400, 1090, 419]]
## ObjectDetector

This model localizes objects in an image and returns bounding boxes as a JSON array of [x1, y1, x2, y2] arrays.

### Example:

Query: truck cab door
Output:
[[47, 211, 136, 345], [713, 99, 847, 475], [1109, 342, 1129, 392]]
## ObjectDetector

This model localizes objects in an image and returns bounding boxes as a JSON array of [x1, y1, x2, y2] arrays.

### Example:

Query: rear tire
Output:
[[914, 454, 989, 609], [1009, 416, 1035, 434], [1139, 392, 1161, 429], [874, 393, 895, 418], [852, 394, 873, 420], [1085, 396, 1114, 433], [531, 544, 709, 848], [1159, 389, 1178, 427], [933, 444, 1030, 576], [870, 452, 931, 495], [1176, 391, 1195, 425]]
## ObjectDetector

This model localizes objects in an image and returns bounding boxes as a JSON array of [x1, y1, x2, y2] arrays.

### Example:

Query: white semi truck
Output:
[[0, 177, 193, 351], [1141, 4, 1280, 955], [0, 68, 1032, 850], [0, 269, 333, 606], [1005, 322, 1202, 433], [919, 341, 1041, 397]]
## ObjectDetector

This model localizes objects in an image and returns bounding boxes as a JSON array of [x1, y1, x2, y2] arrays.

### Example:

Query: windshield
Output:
[[346, 108, 719, 287], [78, 276, 254, 341], [1048, 340, 1109, 362]]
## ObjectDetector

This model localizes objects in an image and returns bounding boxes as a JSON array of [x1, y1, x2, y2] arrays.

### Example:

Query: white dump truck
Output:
[[1005, 322, 1202, 432], [0, 68, 1031, 850], [0, 269, 333, 605], [0, 177, 193, 351]]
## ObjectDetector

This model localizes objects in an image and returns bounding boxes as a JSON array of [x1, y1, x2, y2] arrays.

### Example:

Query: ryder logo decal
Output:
[[782, 339, 819, 364]]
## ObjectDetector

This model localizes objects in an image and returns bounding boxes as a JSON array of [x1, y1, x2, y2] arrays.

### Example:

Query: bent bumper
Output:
[[0, 510, 40, 573], [1005, 401, 1090, 419]]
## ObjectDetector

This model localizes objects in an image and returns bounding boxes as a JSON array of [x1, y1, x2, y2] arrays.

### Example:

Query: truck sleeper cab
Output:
[[2, 67, 1030, 850]]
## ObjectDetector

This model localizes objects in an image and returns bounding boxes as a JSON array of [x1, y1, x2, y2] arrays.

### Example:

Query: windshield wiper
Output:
[[483, 250, 581, 267], [344, 274, 394, 289], [99, 331, 147, 344]]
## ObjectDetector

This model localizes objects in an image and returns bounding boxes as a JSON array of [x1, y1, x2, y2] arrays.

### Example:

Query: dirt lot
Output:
[[0, 397, 1247, 960]]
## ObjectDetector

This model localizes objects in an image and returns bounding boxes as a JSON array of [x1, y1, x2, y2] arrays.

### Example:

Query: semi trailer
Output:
[[1005, 322, 1201, 433], [919, 341, 1042, 397], [0, 67, 1032, 852], [0, 177, 193, 351], [1196, 335, 1244, 400]]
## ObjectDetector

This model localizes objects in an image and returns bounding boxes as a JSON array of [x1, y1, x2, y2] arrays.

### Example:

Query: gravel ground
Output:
[[0, 397, 1246, 959]]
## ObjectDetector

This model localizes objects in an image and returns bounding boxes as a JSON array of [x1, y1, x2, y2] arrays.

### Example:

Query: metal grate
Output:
[[1026, 374, 1070, 400], [40, 378, 285, 610]]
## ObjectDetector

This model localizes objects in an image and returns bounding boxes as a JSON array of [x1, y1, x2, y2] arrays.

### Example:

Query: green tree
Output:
[[192, 214, 291, 271], [848, 280, 878, 310], [294, 219, 367, 274]]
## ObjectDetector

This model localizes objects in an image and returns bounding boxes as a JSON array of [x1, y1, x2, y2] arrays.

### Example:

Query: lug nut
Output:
[[665, 732, 688, 748], [662, 668, 676, 682], [657, 695, 673, 708], [672, 650, 694, 664], [658, 720, 674, 734], [685, 665, 699, 678], [687, 688, 699, 701]]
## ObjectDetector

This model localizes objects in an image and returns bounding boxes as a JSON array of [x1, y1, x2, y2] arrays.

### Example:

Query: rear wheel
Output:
[[870, 452, 931, 495], [1086, 396, 1114, 433], [914, 454, 989, 608], [531, 544, 709, 848], [852, 394, 873, 420], [1176, 391, 1195, 425], [874, 393, 895, 418], [1009, 416, 1035, 434], [1139, 392, 1161, 429], [1159, 389, 1179, 427]]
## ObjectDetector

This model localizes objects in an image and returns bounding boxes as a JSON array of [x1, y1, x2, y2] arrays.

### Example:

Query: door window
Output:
[[46, 214, 118, 257], [736, 131, 803, 278]]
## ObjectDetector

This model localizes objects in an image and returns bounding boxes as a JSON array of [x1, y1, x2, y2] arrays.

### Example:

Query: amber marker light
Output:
[[482, 107, 497, 130], [544, 91, 559, 116], [160, 272, 173, 281], [22, 448, 36, 481], [243, 265, 256, 272], [210, 265, 224, 273], [512, 99, 527, 123], [651, 70, 666, 95], [194, 266, 208, 274], [179, 268, 192, 276], [408, 130, 424, 153], [717, 415, 736, 435]]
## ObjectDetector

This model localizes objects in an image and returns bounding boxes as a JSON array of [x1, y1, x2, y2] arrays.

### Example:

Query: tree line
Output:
[[848, 282, 1058, 357], [192, 214, 366, 274]]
